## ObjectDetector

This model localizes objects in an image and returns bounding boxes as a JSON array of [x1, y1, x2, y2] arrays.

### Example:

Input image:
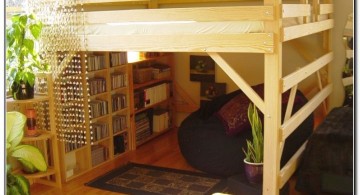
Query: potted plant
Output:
[[242, 102, 264, 184], [6, 13, 49, 100], [6, 111, 48, 194]]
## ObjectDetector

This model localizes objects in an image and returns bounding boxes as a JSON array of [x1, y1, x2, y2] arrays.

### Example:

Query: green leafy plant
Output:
[[6, 111, 48, 195], [6, 13, 49, 98], [242, 103, 264, 163]]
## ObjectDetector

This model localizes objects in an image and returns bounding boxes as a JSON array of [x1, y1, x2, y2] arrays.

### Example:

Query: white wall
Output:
[[329, 0, 353, 109]]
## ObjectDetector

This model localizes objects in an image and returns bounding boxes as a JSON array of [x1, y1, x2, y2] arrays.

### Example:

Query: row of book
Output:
[[135, 112, 152, 145], [91, 145, 109, 166], [88, 77, 106, 96], [140, 83, 170, 108], [89, 100, 108, 119], [91, 122, 109, 142], [113, 115, 127, 134], [153, 110, 170, 133], [110, 52, 128, 67], [87, 55, 106, 72], [111, 93, 127, 112], [111, 73, 128, 89], [63, 131, 87, 153], [113, 133, 128, 155]]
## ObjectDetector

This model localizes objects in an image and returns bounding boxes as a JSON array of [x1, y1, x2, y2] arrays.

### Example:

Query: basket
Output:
[[133, 67, 153, 84]]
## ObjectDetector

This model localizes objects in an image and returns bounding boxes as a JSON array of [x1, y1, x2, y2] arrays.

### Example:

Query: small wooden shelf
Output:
[[22, 130, 53, 142], [6, 95, 49, 104], [21, 167, 56, 180]]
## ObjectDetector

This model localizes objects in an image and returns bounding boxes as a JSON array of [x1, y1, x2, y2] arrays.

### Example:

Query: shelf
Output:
[[113, 129, 128, 136], [89, 91, 108, 98], [112, 107, 128, 115], [65, 144, 88, 154], [6, 95, 49, 104], [133, 77, 171, 90], [134, 99, 170, 114], [13, 167, 56, 180], [136, 127, 173, 147], [110, 64, 127, 69], [22, 130, 54, 142], [87, 68, 108, 74], [90, 114, 109, 122], [111, 86, 128, 92], [92, 136, 111, 145]]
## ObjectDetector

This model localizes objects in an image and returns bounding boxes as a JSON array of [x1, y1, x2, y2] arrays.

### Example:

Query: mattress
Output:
[[82, 18, 302, 36]]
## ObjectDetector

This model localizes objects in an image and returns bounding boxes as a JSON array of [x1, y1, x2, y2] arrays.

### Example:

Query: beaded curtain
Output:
[[28, 0, 89, 152]]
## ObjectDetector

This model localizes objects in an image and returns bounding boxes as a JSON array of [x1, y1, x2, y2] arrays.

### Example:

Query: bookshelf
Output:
[[57, 51, 174, 182], [128, 52, 175, 148], [6, 73, 62, 188]]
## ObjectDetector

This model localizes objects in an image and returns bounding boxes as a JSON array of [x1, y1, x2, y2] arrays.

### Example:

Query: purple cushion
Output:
[[215, 85, 263, 136], [216, 84, 305, 136]]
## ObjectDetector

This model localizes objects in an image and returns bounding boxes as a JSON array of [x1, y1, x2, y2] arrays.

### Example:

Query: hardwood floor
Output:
[[30, 128, 197, 195], [30, 128, 307, 195]]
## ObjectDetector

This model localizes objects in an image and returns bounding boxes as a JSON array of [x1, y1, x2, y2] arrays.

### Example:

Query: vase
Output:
[[244, 159, 263, 184], [11, 81, 34, 100]]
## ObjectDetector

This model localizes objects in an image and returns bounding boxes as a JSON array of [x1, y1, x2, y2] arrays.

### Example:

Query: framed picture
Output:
[[200, 82, 226, 100], [190, 55, 215, 82]]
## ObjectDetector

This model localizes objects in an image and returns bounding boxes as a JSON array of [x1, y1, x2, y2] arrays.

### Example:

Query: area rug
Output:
[[85, 162, 227, 195]]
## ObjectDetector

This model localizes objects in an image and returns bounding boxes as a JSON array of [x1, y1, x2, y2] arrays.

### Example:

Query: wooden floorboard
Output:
[[30, 128, 307, 195]]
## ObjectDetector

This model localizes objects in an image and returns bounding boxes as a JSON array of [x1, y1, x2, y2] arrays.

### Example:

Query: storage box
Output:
[[134, 67, 153, 83]]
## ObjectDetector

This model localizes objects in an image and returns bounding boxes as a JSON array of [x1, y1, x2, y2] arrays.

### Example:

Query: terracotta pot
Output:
[[244, 159, 263, 184]]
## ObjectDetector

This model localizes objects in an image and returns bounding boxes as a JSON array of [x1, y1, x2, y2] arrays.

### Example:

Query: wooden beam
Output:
[[281, 84, 332, 141], [281, 52, 333, 92], [279, 141, 307, 188], [282, 19, 334, 42], [208, 52, 265, 113], [283, 85, 297, 122], [158, 0, 258, 3], [84, 6, 274, 23], [282, 4, 311, 18], [263, 0, 282, 194], [319, 4, 333, 15], [81, 33, 274, 53]]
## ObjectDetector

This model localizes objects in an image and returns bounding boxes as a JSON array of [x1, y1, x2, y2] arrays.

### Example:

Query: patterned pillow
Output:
[[215, 84, 263, 136], [215, 84, 306, 136]]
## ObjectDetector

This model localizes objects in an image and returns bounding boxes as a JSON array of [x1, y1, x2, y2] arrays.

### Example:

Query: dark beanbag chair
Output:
[[178, 84, 314, 177]]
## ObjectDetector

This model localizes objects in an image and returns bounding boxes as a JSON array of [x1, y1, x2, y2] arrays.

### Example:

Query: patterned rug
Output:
[[85, 162, 227, 195]]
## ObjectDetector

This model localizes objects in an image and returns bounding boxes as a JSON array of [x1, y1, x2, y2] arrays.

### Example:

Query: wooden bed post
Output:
[[263, 0, 282, 194]]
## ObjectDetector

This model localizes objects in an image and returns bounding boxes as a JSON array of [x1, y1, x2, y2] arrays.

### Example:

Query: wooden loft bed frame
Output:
[[77, 0, 334, 194]]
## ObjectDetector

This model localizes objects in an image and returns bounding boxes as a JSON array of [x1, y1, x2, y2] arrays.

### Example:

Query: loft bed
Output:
[[77, 0, 334, 194]]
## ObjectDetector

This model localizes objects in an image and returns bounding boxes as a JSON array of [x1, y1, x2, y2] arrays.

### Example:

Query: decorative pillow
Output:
[[215, 83, 307, 136], [215, 84, 264, 136]]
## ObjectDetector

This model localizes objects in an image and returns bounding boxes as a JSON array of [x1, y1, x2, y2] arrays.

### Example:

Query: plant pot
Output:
[[244, 159, 263, 184], [11, 81, 34, 100]]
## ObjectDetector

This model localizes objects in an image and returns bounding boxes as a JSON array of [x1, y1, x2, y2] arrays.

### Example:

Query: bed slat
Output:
[[282, 19, 334, 42], [282, 4, 311, 18], [319, 4, 333, 15], [279, 141, 307, 188], [84, 6, 273, 23], [282, 52, 333, 92], [82, 33, 274, 53], [208, 52, 265, 113], [281, 84, 332, 141]]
